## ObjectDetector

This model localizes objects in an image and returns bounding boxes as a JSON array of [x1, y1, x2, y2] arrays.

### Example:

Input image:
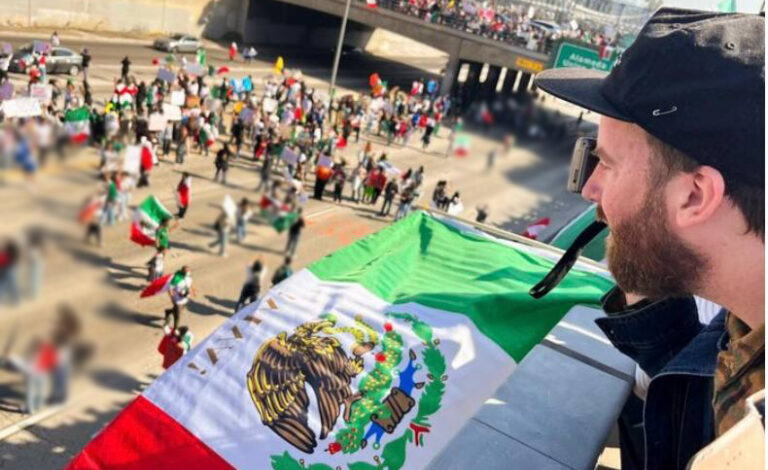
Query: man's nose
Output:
[[581, 172, 601, 204]]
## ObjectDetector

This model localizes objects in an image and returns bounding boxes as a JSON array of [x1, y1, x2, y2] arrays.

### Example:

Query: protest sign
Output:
[[184, 62, 204, 77], [204, 99, 222, 112], [1, 98, 42, 117], [30, 84, 52, 104], [148, 112, 167, 132], [280, 146, 299, 166], [156, 68, 175, 83], [162, 103, 182, 121], [170, 90, 185, 106], [123, 145, 142, 175], [185, 96, 200, 108], [0, 82, 14, 100], [262, 97, 278, 114], [317, 154, 333, 168]]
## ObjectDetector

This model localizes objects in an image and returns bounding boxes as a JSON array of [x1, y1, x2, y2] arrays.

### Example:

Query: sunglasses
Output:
[[567, 136, 598, 194]]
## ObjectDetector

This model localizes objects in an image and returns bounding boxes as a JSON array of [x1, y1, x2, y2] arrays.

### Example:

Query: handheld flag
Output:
[[64, 107, 90, 144], [130, 196, 172, 247], [140, 270, 188, 298]]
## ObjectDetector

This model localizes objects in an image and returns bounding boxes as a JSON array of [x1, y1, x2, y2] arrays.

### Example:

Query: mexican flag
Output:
[[259, 195, 299, 233], [140, 270, 189, 298], [367, 0, 377, 6], [66, 212, 612, 470], [453, 134, 470, 156], [64, 107, 90, 144], [522, 217, 550, 240], [130, 195, 172, 246]]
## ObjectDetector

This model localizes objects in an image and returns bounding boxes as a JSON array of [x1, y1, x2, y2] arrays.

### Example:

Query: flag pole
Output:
[[329, 0, 353, 103]]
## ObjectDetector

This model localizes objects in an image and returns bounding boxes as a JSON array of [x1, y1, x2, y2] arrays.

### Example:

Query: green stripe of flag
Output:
[[309, 212, 613, 362], [65, 106, 89, 122], [139, 195, 172, 224]]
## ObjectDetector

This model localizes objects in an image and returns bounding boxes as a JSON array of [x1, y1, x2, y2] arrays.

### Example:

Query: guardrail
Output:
[[363, 0, 558, 55]]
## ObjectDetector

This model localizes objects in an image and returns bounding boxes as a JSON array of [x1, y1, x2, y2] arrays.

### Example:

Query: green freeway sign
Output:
[[552, 41, 617, 72]]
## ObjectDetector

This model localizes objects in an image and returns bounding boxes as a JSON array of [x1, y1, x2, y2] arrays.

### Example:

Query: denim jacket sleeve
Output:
[[594, 286, 703, 377]]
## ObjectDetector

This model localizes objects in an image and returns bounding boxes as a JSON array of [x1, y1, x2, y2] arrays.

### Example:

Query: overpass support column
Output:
[[466, 61, 483, 103], [501, 68, 519, 96], [516, 72, 533, 96], [480, 65, 502, 99], [440, 54, 461, 97]]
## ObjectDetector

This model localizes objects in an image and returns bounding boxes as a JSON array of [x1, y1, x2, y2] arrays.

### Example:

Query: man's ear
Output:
[[671, 165, 725, 229]]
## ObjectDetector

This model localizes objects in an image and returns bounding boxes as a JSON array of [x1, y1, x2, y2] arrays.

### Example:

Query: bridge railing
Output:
[[365, 0, 557, 55]]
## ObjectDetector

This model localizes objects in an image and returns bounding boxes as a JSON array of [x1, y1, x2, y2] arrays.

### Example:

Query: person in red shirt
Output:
[[372, 168, 387, 205], [158, 326, 191, 370]]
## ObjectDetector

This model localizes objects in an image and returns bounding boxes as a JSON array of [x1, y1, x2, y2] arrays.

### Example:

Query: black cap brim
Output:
[[535, 68, 632, 122]]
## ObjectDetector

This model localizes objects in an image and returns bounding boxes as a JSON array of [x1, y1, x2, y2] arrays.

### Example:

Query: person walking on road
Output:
[[228, 42, 237, 61], [163, 266, 194, 331], [235, 198, 253, 243], [271, 257, 294, 286], [380, 178, 399, 217], [120, 56, 131, 82], [214, 144, 231, 184], [234, 258, 266, 313], [210, 208, 233, 257], [80, 48, 91, 82], [285, 208, 305, 257]]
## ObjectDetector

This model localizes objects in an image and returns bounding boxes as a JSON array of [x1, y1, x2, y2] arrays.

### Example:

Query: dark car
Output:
[[9, 44, 82, 75]]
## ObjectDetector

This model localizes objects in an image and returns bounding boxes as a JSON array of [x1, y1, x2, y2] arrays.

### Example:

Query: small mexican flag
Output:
[[64, 107, 90, 144], [259, 195, 298, 233], [454, 134, 470, 156], [140, 269, 189, 298], [522, 217, 551, 240], [130, 195, 172, 247], [65, 212, 612, 470]]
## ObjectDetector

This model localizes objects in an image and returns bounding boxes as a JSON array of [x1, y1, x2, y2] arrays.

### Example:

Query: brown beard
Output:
[[604, 192, 708, 299]]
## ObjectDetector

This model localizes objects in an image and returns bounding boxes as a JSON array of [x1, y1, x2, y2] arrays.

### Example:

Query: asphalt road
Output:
[[0, 34, 591, 470]]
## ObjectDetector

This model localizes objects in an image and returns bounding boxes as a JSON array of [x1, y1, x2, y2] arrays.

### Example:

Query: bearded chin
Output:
[[605, 199, 706, 300]]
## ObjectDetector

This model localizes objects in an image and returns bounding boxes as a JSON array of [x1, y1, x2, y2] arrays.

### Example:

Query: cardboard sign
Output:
[[185, 95, 200, 109], [162, 103, 182, 121], [1, 43, 12, 55], [262, 97, 278, 114], [148, 112, 167, 132], [29, 84, 52, 104], [0, 81, 14, 100], [156, 68, 175, 83], [1, 97, 42, 117], [170, 90, 185, 106], [123, 145, 142, 175], [184, 62, 204, 77]]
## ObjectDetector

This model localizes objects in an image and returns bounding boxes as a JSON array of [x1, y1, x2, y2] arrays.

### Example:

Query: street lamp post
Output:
[[329, 0, 353, 102]]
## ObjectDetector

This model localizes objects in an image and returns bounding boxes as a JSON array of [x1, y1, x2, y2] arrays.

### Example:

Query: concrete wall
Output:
[[0, 0, 248, 39]]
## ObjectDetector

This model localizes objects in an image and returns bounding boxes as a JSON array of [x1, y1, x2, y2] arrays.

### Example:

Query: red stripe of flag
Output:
[[65, 395, 235, 470], [130, 222, 156, 247], [140, 273, 172, 298]]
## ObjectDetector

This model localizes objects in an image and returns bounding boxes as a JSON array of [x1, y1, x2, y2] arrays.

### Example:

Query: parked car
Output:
[[8, 44, 82, 75], [153, 34, 203, 53]]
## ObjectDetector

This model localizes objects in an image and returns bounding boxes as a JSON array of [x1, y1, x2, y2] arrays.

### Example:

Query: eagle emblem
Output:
[[247, 318, 374, 454]]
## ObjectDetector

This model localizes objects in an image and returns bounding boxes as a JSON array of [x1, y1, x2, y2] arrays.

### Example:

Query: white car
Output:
[[153, 34, 202, 53]]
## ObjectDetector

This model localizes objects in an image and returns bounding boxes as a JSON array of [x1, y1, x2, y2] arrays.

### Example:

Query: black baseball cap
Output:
[[535, 8, 765, 187]]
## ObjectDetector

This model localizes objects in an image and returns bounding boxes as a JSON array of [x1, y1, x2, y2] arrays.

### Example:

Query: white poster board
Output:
[[1, 98, 42, 117], [280, 147, 298, 166], [162, 103, 182, 121], [148, 112, 167, 132], [170, 90, 186, 106], [317, 154, 333, 168], [30, 84, 52, 104], [123, 145, 142, 175], [262, 97, 278, 114]]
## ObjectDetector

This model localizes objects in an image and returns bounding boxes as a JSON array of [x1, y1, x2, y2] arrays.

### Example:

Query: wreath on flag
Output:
[[271, 312, 447, 470]]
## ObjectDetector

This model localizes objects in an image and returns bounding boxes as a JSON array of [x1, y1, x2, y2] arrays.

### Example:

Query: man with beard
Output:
[[535, 8, 763, 470]]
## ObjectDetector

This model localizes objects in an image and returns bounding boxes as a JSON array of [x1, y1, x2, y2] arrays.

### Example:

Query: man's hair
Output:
[[647, 134, 764, 240]]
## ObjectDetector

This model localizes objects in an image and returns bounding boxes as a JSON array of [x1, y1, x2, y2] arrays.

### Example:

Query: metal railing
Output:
[[365, 0, 557, 55]]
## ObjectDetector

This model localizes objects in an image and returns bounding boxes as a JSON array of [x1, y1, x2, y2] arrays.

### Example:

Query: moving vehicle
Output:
[[153, 34, 203, 53], [9, 44, 82, 75]]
